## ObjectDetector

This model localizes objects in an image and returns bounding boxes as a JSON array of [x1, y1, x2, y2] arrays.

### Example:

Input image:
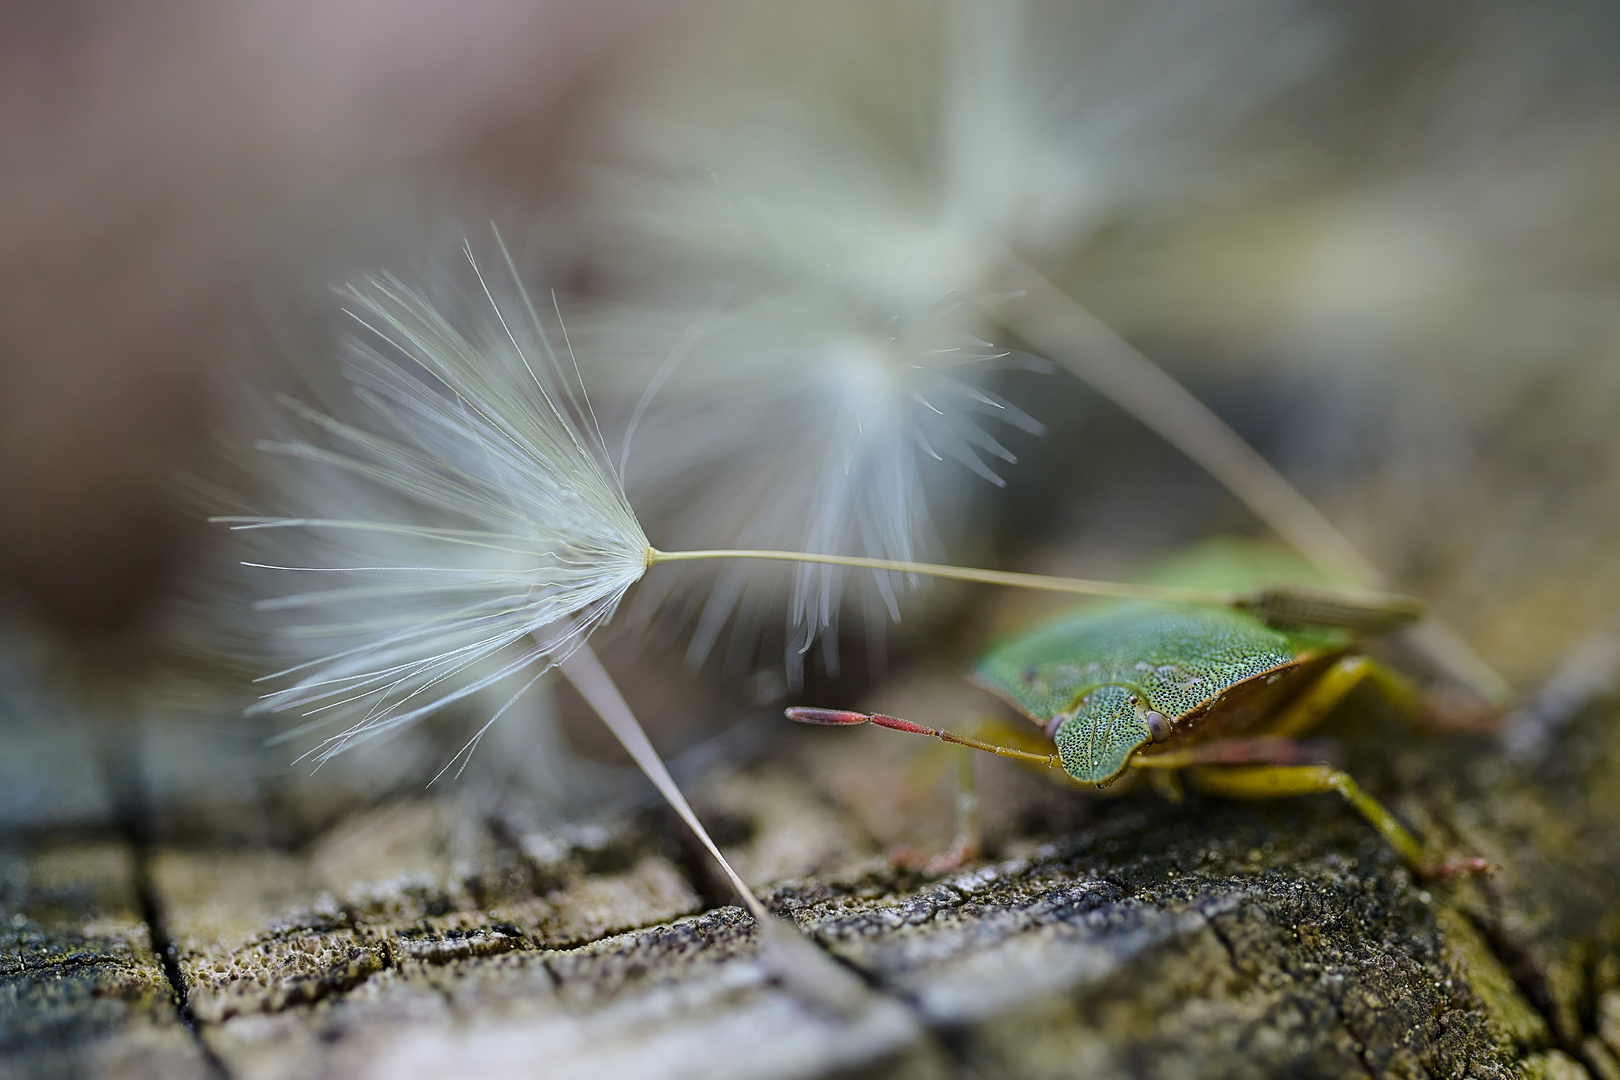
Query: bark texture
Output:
[[6, 670, 1620, 1079]]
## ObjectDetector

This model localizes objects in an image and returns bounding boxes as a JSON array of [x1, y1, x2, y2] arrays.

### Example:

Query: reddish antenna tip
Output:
[[786, 706, 940, 738], [785, 706, 872, 726]]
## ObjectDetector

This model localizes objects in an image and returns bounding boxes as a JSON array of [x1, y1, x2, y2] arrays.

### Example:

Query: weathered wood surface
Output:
[[7, 665, 1620, 1080]]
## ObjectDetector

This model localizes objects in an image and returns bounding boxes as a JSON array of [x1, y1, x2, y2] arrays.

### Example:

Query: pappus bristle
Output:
[[586, 285, 1045, 683], [219, 243, 650, 767]]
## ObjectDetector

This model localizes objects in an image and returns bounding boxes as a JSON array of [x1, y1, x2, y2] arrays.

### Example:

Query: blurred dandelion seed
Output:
[[588, 285, 1050, 686], [585, 0, 1509, 702], [578, 0, 1351, 683]]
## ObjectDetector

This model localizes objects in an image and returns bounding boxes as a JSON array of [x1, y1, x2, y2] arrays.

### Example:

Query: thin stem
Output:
[[992, 251, 1512, 704], [998, 255, 1377, 584], [557, 644, 768, 924], [559, 646, 894, 1016], [650, 547, 1235, 606]]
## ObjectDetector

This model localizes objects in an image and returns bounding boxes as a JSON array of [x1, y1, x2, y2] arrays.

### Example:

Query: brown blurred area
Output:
[[0, 0, 657, 641]]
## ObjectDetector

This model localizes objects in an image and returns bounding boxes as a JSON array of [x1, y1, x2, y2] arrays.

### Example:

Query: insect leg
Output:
[[1268, 655, 1379, 737], [1184, 764, 1487, 878], [1273, 656, 1499, 736], [895, 747, 985, 873], [894, 748, 983, 874], [951, 747, 980, 863], [1145, 768, 1185, 804], [789, 709, 1061, 874], [1131, 736, 1341, 770]]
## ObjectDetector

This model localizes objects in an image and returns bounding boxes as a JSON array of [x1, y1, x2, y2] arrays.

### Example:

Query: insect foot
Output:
[[890, 834, 982, 878], [1420, 855, 1494, 880]]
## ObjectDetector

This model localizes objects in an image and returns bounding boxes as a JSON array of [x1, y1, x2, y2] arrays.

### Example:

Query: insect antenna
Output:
[[786, 706, 1059, 769]]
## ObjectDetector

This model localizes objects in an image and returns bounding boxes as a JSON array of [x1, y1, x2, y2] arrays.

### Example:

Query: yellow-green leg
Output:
[[1267, 653, 1425, 738], [1180, 762, 1488, 877], [1129, 655, 1486, 877], [939, 746, 982, 869], [1270, 655, 1363, 736], [894, 746, 982, 874], [1186, 763, 1430, 871]]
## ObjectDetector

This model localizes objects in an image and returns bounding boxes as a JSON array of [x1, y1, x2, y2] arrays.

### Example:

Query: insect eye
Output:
[[1145, 711, 1172, 743]]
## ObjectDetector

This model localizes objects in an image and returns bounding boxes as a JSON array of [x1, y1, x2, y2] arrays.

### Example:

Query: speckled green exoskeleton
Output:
[[788, 542, 1487, 878]]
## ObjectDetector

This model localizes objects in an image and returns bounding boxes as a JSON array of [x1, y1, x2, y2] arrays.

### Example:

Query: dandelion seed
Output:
[[582, 292, 1048, 684], [220, 242, 651, 767], [223, 242, 1417, 768]]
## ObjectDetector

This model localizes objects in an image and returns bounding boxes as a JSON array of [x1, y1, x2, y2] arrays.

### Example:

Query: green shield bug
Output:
[[788, 542, 1489, 879]]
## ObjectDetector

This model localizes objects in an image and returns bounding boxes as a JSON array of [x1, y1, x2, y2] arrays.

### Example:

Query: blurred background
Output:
[[4, 0, 1620, 846]]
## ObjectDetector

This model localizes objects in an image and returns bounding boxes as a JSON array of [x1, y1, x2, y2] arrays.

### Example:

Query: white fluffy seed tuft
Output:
[[588, 290, 1045, 683], [219, 245, 650, 771]]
